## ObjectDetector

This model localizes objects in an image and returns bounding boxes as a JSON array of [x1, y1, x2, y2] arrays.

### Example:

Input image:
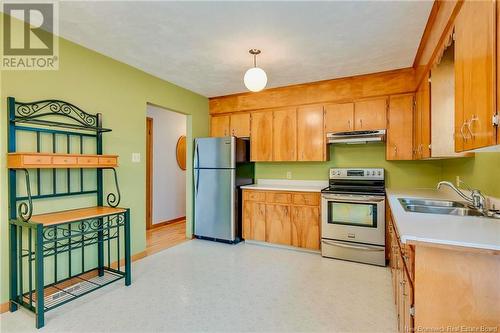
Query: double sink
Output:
[[398, 198, 484, 217]]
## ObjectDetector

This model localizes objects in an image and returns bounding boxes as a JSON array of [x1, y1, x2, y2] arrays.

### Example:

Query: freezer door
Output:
[[194, 168, 235, 241], [194, 137, 234, 169]]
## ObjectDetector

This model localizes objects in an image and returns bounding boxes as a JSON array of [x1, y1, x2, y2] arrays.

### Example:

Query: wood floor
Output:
[[146, 220, 188, 256]]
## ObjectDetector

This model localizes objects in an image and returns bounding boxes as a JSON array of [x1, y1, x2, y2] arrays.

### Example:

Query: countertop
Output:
[[240, 179, 328, 193], [386, 188, 500, 251]]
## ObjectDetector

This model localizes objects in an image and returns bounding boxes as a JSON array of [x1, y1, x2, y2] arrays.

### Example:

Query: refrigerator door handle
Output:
[[195, 140, 200, 169], [195, 169, 199, 196]]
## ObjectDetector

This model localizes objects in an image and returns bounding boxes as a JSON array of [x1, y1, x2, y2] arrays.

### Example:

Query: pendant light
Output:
[[244, 49, 267, 92]]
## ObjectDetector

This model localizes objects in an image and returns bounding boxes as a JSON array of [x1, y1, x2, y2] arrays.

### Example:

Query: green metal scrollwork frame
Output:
[[7, 97, 131, 329]]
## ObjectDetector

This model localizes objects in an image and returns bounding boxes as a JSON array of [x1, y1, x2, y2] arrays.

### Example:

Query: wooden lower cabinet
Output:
[[265, 204, 291, 245], [388, 213, 415, 333], [242, 189, 320, 250], [242, 201, 266, 241], [388, 204, 499, 332], [291, 205, 320, 250]]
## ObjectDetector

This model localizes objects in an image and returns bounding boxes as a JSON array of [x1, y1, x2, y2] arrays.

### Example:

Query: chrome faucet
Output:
[[436, 181, 486, 213]]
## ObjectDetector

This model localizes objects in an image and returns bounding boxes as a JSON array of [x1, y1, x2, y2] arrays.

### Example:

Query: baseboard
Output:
[[0, 301, 9, 313], [0, 249, 148, 314], [150, 216, 185, 229]]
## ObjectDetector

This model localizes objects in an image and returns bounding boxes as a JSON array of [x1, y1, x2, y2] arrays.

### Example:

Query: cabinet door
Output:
[[414, 79, 430, 159], [324, 103, 354, 132], [354, 97, 387, 131], [455, 0, 496, 151], [250, 112, 273, 161], [230, 113, 250, 137], [210, 115, 230, 137], [297, 105, 325, 161], [273, 108, 297, 161], [265, 204, 291, 245], [291, 205, 320, 250], [387, 94, 414, 160], [242, 201, 266, 241], [403, 270, 414, 333]]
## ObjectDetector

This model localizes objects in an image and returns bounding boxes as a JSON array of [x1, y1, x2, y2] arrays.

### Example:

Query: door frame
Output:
[[146, 116, 153, 230]]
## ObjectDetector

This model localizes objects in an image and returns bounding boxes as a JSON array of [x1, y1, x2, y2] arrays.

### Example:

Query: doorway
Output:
[[145, 105, 188, 252]]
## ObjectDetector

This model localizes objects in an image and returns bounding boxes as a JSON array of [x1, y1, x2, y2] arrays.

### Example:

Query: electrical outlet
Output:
[[456, 176, 461, 187], [132, 153, 141, 163], [286, 171, 292, 179]]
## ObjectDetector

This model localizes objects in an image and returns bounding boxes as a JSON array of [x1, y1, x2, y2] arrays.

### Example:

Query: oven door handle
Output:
[[322, 240, 384, 252], [324, 197, 385, 204]]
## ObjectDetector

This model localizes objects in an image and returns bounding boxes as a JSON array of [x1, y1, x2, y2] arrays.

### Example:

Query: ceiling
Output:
[[54, 1, 433, 97]]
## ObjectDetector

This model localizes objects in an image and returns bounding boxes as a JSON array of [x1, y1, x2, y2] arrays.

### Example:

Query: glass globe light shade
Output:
[[244, 67, 267, 92]]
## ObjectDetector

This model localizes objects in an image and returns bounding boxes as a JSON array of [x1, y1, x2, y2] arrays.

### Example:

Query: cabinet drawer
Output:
[[53, 156, 77, 165], [265, 192, 291, 204], [292, 193, 320, 206], [243, 190, 266, 202], [23, 155, 52, 165], [77, 156, 98, 165], [98, 156, 117, 166]]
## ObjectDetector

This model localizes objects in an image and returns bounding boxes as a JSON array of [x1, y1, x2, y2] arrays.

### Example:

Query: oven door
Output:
[[321, 194, 385, 245]]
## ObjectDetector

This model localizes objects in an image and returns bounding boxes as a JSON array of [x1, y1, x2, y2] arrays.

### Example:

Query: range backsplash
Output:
[[255, 143, 500, 197]]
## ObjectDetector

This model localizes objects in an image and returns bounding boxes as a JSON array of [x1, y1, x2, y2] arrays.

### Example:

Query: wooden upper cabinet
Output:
[[325, 99, 387, 133], [498, 0, 500, 145], [354, 97, 387, 130], [250, 111, 273, 161], [454, 0, 496, 151], [297, 105, 325, 161], [210, 115, 230, 137], [230, 113, 250, 137], [273, 108, 297, 161], [414, 77, 431, 159], [387, 94, 414, 160], [324, 103, 354, 132]]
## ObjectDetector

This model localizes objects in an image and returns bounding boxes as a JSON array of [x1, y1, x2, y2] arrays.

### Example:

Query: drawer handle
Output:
[[322, 240, 384, 252]]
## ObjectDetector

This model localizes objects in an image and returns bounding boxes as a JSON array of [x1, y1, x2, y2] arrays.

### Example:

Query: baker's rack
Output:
[[7, 97, 131, 329]]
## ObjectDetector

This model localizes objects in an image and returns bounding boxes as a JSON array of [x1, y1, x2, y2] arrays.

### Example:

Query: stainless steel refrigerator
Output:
[[194, 137, 254, 243]]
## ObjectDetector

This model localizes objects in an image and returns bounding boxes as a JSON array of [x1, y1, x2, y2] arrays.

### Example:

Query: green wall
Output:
[[256, 144, 500, 199], [0, 15, 208, 303], [441, 153, 500, 198], [256, 144, 444, 188]]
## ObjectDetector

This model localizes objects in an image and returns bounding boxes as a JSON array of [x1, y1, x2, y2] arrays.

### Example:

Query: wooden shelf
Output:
[[7, 152, 118, 169], [29, 206, 127, 226]]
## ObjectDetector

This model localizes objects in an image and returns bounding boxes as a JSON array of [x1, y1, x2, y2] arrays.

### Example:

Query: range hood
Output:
[[327, 130, 386, 144]]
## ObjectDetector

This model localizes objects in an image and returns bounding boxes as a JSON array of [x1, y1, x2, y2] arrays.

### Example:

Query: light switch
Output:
[[132, 153, 141, 163], [286, 171, 292, 179]]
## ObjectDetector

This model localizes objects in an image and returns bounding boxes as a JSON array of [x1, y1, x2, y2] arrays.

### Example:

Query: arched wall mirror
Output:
[[176, 135, 186, 170]]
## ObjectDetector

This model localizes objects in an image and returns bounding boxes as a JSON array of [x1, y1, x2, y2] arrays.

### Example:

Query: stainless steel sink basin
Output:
[[402, 204, 484, 217], [399, 198, 467, 208]]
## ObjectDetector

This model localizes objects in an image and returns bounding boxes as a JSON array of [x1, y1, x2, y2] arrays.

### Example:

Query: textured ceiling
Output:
[[55, 1, 433, 97]]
